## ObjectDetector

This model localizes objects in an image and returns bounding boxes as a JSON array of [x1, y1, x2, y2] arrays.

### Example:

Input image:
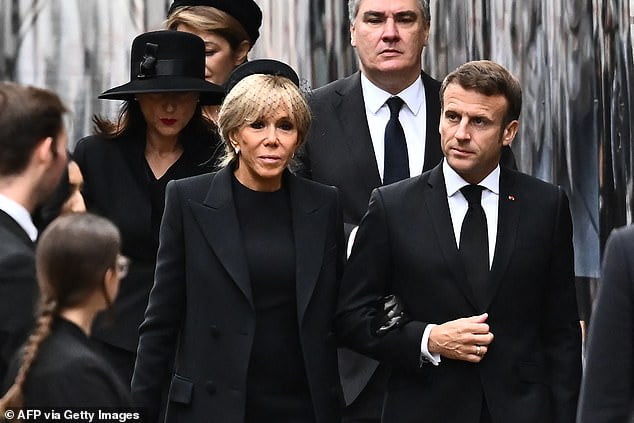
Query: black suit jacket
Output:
[[0, 210, 36, 382], [132, 166, 345, 423], [299, 71, 443, 239], [297, 71, 443, 405], [578, 225, 634, 422], [2, 317, 132, 407], [335, 164, 581, 423]]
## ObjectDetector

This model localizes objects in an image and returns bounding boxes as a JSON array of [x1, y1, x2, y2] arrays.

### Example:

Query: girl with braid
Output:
[[0, 213, 132, 409]]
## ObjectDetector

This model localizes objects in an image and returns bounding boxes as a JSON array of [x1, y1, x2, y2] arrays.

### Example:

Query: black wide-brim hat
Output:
[[99, 30, 224, 105], [167, 0, 262, 44]]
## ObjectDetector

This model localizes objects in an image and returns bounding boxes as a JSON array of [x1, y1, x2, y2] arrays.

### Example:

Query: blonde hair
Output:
[[217, 74, 311, 167], [166, 6, 252, 50]]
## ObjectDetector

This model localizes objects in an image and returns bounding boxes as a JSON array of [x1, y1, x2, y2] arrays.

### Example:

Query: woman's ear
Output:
[[233, 41, 251, 67]]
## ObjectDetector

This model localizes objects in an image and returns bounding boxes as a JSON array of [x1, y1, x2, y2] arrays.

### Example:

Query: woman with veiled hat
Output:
[[132, 60, 345, 423], [73, 30, 224, 386], [166, 0, 262, 121]]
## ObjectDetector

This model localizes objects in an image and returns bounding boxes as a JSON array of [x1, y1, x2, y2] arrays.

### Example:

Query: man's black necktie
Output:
[[383, 96, 409, 185], [459, 185, 489, 307]]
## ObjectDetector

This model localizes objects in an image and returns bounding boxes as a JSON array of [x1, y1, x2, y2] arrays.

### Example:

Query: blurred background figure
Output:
[[32, 154, 86, 232], [73, 30, 224, 386], [0, 82, 68, 383], [167, 0, 263, 121], [0, 213, 131, 409], [578, 224, 634, 422], [132, 60, 344, 423]]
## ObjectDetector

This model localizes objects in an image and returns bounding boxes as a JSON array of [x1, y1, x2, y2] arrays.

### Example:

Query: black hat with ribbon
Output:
[[99, 30, 224, 105], [167, 0, 263, 44], [224, 59, 300, 94]]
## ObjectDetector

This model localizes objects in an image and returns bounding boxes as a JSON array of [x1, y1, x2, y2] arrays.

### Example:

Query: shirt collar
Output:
[[443, 159, 500, 197], [0, 193, 38, 241], [360, 72, 424, 116]]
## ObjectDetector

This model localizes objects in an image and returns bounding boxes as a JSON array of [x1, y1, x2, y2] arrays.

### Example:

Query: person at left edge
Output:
[[132, 59, 345, 423], [73, 30, 224, 385], [0, 83, 68, 383]]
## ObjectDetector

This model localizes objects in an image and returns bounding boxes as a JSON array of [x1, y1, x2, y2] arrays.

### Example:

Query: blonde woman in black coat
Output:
[[132, 60, 345, 423]]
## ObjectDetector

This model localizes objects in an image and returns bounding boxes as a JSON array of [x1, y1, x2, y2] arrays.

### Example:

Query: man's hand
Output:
[[428, 313, 493, 362]]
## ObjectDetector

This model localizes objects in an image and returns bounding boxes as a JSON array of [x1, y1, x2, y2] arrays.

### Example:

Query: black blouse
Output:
[[232, 175, 314, 422]]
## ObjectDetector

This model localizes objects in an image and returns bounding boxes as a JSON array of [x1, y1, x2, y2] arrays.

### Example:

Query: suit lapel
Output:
[[483, 168, 520, 310], [424, 165, 480, 311], [189, 166, 253, 309], [334, 72, 382, 192], [287, 174, 329, 322], [421, 71, 442, 173], [0, 209, 34, 248]]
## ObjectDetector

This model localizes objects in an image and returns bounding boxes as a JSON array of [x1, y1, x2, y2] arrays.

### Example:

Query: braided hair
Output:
[[0, 213, 121, 410]]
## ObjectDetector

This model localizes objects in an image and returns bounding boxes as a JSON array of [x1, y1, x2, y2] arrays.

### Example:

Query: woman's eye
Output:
[[278, 121, 295, 131], [249, 120, 264, 129]]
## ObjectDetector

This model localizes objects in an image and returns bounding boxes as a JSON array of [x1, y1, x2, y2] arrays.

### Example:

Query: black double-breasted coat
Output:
[[132, 166, 345, 423]]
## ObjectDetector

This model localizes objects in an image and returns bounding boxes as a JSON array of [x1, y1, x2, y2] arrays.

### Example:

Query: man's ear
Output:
[[502, 120, 519, 146], [350, 22, 357, 47], [34, 136, 55, 164]]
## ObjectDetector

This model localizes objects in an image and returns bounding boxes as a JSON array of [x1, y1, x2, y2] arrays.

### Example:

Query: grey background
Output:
[[1, 0, 633, 279]]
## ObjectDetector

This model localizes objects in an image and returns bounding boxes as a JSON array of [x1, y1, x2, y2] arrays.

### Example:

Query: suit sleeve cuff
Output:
[[420, 324, 441, 366]]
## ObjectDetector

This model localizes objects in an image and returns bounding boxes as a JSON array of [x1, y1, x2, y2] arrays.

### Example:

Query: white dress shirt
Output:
[[420, 160, 501, 365], [360, 73, 427, 181], [0, 193, 37, 242], [347, 74, 429, 257]]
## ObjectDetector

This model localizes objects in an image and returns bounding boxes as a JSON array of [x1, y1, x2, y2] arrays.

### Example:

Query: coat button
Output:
[[205, 381, 216, 394]]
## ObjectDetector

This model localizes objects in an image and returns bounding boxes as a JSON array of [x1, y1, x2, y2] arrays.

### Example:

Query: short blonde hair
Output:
[[217, 74, 311, 167], [166, 6, 252, 50]]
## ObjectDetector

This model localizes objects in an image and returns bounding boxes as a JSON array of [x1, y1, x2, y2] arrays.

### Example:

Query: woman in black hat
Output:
[[132, 60, 344, 423], [166, 0, 262, 121], [0, 213, 129, 409], [73, 30, 224, 386]]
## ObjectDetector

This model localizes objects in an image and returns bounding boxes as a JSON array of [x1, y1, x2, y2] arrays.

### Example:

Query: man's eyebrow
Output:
[[394, 11, 419, 19], [362, 11, 386, 19]]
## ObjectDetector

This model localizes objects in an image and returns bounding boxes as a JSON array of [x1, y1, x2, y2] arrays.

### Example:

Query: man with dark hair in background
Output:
[[0, 82, 68, 382]]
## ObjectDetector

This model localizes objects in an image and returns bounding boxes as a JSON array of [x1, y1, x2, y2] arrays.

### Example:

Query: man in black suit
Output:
[[0, 83, 68, 381], [335, 60, 581, 423], [578, 225, 634, 422], [298, 1, 441, 419]]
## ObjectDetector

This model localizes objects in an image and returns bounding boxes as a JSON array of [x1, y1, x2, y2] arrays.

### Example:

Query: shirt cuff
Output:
[[346, 226, 359, 259], [420, 324, 441, 366]]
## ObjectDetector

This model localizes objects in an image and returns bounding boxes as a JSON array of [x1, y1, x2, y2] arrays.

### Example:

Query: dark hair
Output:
[[440, 60, 522, 127], [0, 213, 121, 410], [92, 100, 217, 165], [0, 83, 67, 176]]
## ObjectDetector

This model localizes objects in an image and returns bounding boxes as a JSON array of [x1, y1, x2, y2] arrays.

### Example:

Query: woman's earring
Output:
[[233, 145, 240, 154]]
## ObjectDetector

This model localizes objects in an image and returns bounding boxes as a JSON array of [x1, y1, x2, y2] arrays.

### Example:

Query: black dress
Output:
[[232, 176, 315, 423], [73, 131, 222, 384], [2, 317, 132, 407]]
